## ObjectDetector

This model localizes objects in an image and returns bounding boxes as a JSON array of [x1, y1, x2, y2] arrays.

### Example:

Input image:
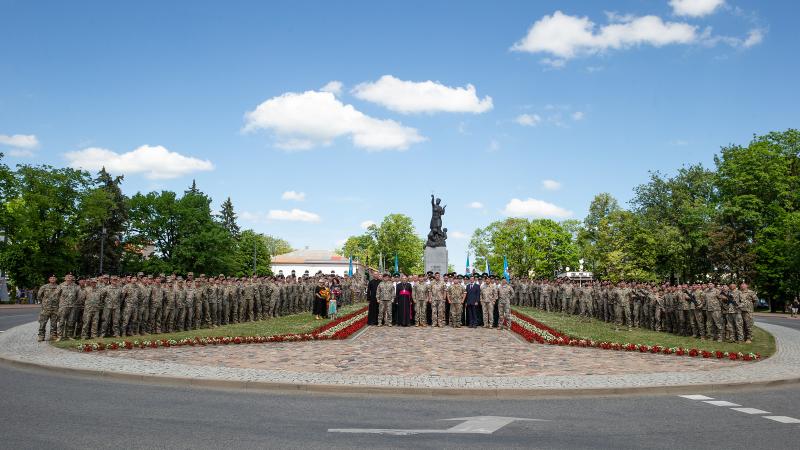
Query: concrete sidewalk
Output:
[[1, 320, 798, 397]]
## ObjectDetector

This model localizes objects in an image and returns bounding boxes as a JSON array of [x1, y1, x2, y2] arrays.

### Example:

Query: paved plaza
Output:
[[1, 320, 799, 393]]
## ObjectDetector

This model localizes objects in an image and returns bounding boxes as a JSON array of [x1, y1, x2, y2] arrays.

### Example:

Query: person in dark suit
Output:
[[465, 274, 481, 328]]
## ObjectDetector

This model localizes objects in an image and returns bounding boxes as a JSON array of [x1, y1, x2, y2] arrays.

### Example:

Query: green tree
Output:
[[217, 197, 240, 239], [262, 235, 293, 256], [127, 191, 179, 270], [234, 230, 272, 276], [172, 182, 236, 274], [339, 214, 424, 273], [0, 165, 90, 287], [77, 168, 128, 275]]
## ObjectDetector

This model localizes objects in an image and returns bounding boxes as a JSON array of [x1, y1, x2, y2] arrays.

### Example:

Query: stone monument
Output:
[[424, 194, 448, 273]]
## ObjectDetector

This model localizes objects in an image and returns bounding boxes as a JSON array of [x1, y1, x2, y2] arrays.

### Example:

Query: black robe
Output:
[[395, 282, 414, 326], [367, 279, 381, 325]]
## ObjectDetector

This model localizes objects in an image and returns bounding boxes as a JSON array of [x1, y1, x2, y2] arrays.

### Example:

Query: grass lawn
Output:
[[50, 303, 367, 350], [514, 306, 776, 358]]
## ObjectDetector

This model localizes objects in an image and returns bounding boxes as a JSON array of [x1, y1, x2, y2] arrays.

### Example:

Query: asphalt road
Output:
[[0, 307, 39, 331], [1, 311, 798, 449]]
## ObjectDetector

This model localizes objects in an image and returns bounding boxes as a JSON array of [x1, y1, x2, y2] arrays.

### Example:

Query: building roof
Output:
[[271, 249, 349, 264]]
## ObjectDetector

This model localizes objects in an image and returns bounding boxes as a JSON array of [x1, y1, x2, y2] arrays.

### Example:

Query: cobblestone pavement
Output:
[[1, 321, 799, 391], [97, 326, 736, 376]]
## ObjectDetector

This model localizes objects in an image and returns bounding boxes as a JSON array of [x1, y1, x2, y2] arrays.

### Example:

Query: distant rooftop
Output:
[[272, 249, 348, 264]]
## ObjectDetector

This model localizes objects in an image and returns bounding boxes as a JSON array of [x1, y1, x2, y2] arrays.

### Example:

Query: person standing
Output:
[[313, 278, 327, 320], [80, 279, 104, 340], [465, 275, 481, 328], [414, 275, 429, 327], [377, 274, 395, 326], [739, 282, 758, 343], [367, 271, 381, 325], [447, 276, 465, 328], [429, 272, 447, 327], [37, 275, 60, 341], [55, 274, 80, 341], [497, 278, 514, 331], [480, 277, 496, 328], [394, 274, 413, 327]]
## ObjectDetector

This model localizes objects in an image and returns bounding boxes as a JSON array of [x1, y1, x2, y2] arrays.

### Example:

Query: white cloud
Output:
[[321, 80, 343, 96], [360, 220, 376, 229], [7, 149, 36, 158], [243, 90, 425, 151], [503, 198, 573, 219], [0, 134, 39, 149], [488, 139, 500, 152], [542, 179, 562, 191], [571, 111, 585, 121], [267, 209, 321, 222], [468, 201, 484, 209], [281, 190, 306, 201], [515, 113, 542, 127], [352, 75, 493, 114], [335, 238, 348, 247], [65, 145, 213, 179], [511, 11, 697, 65], [670, 0, 725, 17], [451, 231, 467, 239], [742, 28, 764, 48]]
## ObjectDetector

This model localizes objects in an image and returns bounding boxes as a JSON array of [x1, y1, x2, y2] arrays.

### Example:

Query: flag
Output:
[[394, 253, 399, 274], [465, 254, 470, 275], [503, 256, 510, 281], [485, 258, 490, 275], [348, 256, 353, 276]]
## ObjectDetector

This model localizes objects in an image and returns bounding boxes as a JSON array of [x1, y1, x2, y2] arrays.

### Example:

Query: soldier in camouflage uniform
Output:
[[429, 273, 447, 327], [80, 279, 104, 339], [447, 276, 465, 328], [376, 274, 394, 326], [704, 283, 723, 342], [163, 278, 178, 333], [722, 284, 743, 342], [100, 276, 122, 337], [613, 282, 633, 331], [480, 277, 496, 328], [149, 276, 165, 334], [414, 275, 429, 327], [739, 282, 757, 343], [55, 274, 80, 341], [73, 279, 87, 339], [497, 278, 514, 330], [37, 275, 60, 341]]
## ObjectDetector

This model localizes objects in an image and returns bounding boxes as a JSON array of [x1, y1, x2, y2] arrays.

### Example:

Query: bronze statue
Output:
[[427, 195, 447, 248]]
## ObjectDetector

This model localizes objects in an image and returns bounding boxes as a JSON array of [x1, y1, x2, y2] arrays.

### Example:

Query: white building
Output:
[[271, 249, 364, 277]]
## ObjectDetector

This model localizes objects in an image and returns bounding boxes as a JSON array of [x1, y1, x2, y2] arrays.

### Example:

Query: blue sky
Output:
[[1, 0, 798, 266]]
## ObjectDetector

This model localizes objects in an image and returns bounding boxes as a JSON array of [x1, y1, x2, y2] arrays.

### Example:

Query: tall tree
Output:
[[339, 214, 424, 273], [234, 230, 272, 276], [217, 197, 240, 239], [0, 165, 90, 287], [261, 234, 293, 256], [78, 168, 128, 275]]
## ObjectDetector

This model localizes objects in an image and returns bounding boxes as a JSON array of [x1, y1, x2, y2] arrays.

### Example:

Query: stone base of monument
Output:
[[424, 246, 448, 274]]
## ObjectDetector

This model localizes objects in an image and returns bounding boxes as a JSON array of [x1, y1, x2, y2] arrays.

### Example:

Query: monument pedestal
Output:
[[424, 246, 448, 274]]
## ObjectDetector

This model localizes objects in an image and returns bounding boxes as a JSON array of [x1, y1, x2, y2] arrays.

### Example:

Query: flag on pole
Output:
[[465, 254, 470, 275], [394, 253, 399, 274], [503, 256, 510, 281], [348, 256, 353, 276], [485, 258, 490, 275]]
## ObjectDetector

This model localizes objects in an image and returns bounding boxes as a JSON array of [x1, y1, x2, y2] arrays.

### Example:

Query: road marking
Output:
[[763, 416, 800, 424], [679, 395, 714, 400], [703, 400, 741, 407], [730, 408, 770, 415], [328, 416, 546, 435]]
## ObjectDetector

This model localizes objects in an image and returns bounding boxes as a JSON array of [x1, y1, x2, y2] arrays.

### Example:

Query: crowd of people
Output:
[[366, 271, 516, 329], [509, 279, 760, 343], [36, 271, 366, 342]]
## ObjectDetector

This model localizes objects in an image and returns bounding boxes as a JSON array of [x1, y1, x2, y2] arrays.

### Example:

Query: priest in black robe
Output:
[[394, 274, 414, 327], [366, 271, 381, 325]]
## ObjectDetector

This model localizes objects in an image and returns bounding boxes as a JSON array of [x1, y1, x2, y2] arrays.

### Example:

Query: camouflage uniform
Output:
[[429, 279, 447, 327], [376, 280, 395, 326], [80, 284, 104, 339], [55, 280, 80, 341], [163, 283, 178, 333], [447, 282, 465, 328], [414, 281, 429, 326], [704, 287, 723, 342], [480, 281, 496, 328], [37, 282, 60, 340], [497, 283, 514, 330], [100, 281, 122, 337], [739, 288, 757, 342], [723, 289, 743, 342]]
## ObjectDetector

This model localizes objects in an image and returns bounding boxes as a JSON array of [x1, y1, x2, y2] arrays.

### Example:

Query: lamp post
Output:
[[99, 226, 107, 274], [253, 236, 257, 276], [0, 231, 7, 302]]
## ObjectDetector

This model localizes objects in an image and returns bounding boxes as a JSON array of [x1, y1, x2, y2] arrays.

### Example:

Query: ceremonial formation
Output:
[[36, 272, 366, 342], [509, 279, 759, 343]]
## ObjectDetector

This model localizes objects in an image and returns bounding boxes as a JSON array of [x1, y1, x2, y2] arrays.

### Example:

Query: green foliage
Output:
[[77, 168, 128, 275], [338, 213, 424, 273], [217, 197, 240, 239], [262, 235, 293, 256], [469, 218, 578, 278], [234, 230, 272, 276]]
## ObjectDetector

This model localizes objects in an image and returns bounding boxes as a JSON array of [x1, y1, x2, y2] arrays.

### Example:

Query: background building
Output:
[[271, 248, 364, 277]]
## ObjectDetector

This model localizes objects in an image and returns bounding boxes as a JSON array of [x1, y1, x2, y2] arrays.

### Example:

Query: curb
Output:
[[3, 349, 799, 399]]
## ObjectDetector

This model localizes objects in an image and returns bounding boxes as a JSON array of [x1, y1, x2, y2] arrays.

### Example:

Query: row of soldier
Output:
[[510, 279, 759, 343], [37, 272, 366, 341]]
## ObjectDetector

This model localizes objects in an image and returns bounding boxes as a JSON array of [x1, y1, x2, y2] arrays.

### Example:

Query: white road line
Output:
[[763, 416, 800, 424], [679, 395, 714, 400], [703, 400, 741, 407], [730, 408, 771, 415]]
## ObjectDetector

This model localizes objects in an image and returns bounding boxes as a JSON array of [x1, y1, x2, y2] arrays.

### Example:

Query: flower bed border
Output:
[[511, 310, 761, 362], [77, 307, 369, 353]]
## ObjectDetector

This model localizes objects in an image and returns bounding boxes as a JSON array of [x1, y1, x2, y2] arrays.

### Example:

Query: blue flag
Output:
[[503, 256, 510, 281], [465, 254, 470, 275], [348, 256, 353, 276], [394, 253, 399, 274]]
